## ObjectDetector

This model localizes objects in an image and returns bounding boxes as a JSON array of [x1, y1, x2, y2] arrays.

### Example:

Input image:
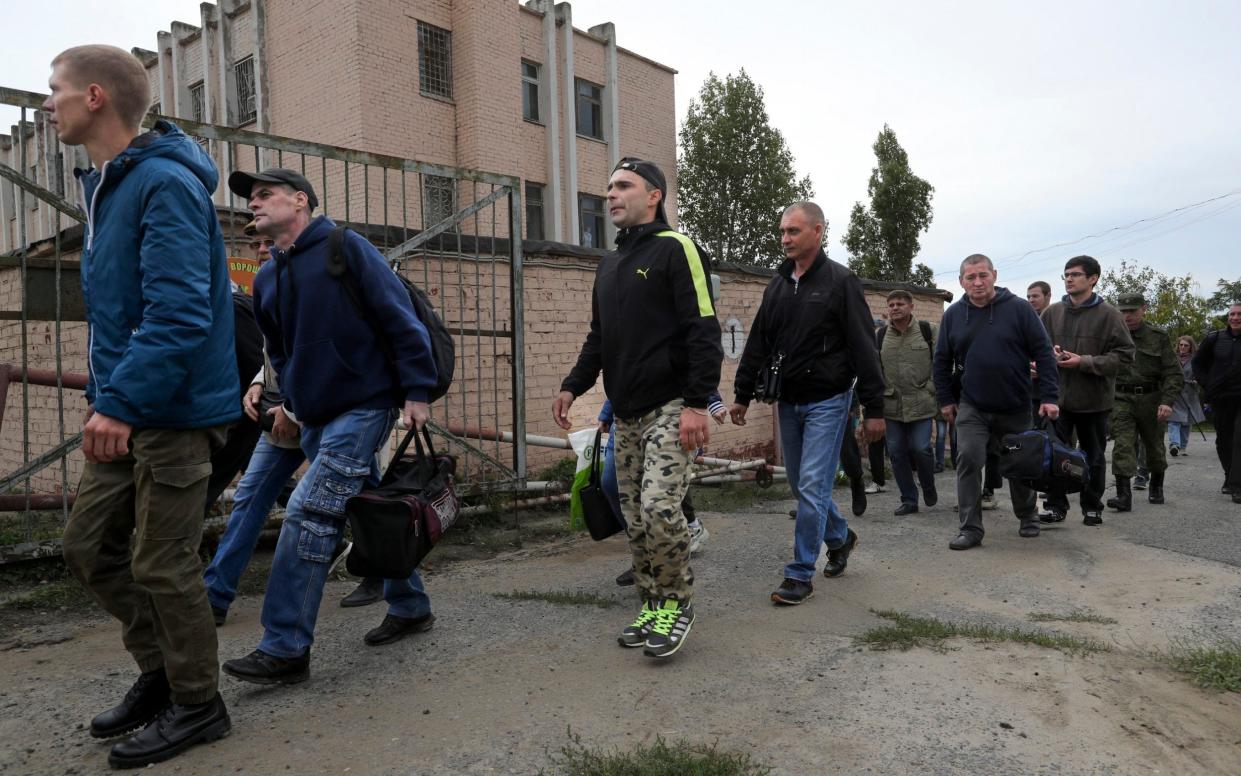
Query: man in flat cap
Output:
[[554, 157, 722, 659], [220, 168, 440, 685], [1106, 292, 1182, 510]]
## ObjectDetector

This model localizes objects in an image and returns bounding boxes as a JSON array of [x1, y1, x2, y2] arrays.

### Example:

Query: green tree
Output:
[[677, 70, 814, 269], [1099, 260, 1215, 339], [1206, 276, 1241, 313], [843, 125, 935, 285]]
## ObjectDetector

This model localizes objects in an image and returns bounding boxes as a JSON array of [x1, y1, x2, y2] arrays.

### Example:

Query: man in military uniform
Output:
[[1107, 292, 1183, 510]]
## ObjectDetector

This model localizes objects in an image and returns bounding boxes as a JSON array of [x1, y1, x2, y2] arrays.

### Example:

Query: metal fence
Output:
[[0, 85, 527, 559]]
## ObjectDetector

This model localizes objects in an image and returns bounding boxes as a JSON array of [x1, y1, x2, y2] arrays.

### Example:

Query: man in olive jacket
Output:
[[877, 290, 939, 515], [1039, 255, 1135, 525]]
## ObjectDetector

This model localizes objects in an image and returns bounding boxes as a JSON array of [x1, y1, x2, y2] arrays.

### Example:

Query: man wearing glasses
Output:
[[1039, 256, 1134, 526]]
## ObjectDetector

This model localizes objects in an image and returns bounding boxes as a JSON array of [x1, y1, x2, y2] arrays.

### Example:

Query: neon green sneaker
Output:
[[643, 599, 695, 659], [618, 601, 658, 648]]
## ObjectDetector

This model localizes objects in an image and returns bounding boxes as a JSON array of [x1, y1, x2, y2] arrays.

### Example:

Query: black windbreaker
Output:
[[734, 250, 886, 419], [561, 220, 723, 419]]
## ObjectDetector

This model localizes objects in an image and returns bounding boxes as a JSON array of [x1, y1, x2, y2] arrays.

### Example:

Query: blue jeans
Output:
[[934, 417, 948, 468], [204, 435, 306, 611], [886, 418, 937, 507], [258, 408, 431, 658], [1168, 422, 1190, 450], [779, 390, 852, 582], [601, 429, 624, 526]]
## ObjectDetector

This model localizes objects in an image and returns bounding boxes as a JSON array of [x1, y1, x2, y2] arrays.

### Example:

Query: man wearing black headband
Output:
[[555, 157, 723, 659]]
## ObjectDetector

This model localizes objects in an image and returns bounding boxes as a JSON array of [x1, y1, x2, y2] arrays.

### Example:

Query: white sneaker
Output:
[[864, 482, 885, 494], [688, 520, 709, 555]]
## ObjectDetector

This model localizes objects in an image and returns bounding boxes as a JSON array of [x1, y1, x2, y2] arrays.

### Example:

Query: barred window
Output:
[[525, 182, 545, 241], [418, 22, 453, 100], [189, 81, 205, 123], [424, 175, 457, 230], [234, 56, 257, 124], [578, 193, 605, 249], [521, 60, 541, 123], [575, 79, 602, 140]]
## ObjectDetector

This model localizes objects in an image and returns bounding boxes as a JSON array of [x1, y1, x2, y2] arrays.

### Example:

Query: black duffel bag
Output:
[[998, 420, 1089, 494], [345, 426, 459, 579]]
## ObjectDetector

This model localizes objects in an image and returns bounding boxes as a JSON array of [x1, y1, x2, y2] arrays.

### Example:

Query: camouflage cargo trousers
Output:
[[1111, 392, 1168, 477], [614, 399, 694, 603]]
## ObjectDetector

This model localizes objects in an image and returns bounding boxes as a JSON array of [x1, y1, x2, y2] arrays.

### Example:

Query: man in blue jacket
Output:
[[221, 168, 439, 685], [47, 45, 239, 768], [933, 254, 1060, 550]]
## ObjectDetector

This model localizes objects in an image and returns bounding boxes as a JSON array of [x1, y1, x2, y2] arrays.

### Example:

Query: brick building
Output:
[[1, 0, 677, 253]]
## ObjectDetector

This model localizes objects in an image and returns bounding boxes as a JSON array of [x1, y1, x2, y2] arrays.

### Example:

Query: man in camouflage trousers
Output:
[[554, 157, 722, 659], [1107, 292, 1183, 510]]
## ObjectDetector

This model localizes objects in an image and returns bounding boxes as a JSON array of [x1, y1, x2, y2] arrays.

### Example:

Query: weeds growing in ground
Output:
[[1, 577, 92, 611], [1028, 610, 1118, 625], [541, 730, 771, 776], [1164, 637, 1241, 693], [493, 589, 618, 609], [859, 610, 1108, 654]]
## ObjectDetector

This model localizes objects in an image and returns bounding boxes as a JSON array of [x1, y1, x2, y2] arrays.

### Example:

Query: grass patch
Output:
[[1, 577, 93, 611], [542, 731, 771, 776], [493, 589, 618, 609], [1028, 610, 1118, 625], [1165, 637, 1241, 692], [687, 481, 793, 513], [859, 610, 1108, 655]]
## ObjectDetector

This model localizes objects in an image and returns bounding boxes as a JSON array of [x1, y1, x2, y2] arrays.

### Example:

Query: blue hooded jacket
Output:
[[75, 121, 240, 429], [251, 215, 437, 427], [932, 286, 1060, 413]]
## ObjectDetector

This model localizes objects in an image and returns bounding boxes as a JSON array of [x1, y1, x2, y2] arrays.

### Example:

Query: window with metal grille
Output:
[[418, 22, 453, 100], [189, 81, 205, 122], [578, 193, 605, 248], [424, 175, 457, 230], [525, 182, 545, 241], [234, 56, 257, 124], [521, 60, 541, 123], [575, 79, 603, 140]]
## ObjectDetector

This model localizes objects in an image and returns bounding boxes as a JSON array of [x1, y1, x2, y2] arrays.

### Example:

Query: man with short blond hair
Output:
[[47, 44, 239, 768], [934, 254, 1060, 549]]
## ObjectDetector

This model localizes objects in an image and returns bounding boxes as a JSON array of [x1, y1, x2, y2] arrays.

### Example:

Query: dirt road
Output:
[[2, 446, 1239, 775]]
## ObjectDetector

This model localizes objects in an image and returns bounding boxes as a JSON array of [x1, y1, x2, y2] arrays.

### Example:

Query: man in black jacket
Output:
[[554, 158, 722, 659], [1192, 302, 1241, 503], [730, 202, 885, 605]]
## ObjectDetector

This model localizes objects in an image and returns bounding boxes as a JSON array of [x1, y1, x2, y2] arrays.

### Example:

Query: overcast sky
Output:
[[7, 0, 1239, 299]]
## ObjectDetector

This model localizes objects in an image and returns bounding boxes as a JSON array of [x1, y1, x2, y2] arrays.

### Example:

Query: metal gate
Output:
[[0, 85, 527, 559]]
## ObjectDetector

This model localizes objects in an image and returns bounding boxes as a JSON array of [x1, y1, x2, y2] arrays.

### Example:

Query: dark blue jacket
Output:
[[76, 121, 239, 429], [933, 286, 1059, 413], [252, 216, 437, 426]]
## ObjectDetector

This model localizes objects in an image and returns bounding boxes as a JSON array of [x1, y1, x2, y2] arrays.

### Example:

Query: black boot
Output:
[[1148, 471, 1165, 504], [90, 668, 171, 739], [107, 694, 230, 768], [1106, 477, 1132, 512]]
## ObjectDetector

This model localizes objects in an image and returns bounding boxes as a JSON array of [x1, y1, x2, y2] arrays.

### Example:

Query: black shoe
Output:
[[211, 605, 227, 628], [222, 649, 309, 685], [1018, 521, 1040, 538], [934, 463, 945, 473], [107, 694, 230, 769], [1038, 509, 1066, 524], [90, 669, 171, 739], [1223, 484, 1236, 495], [615, 568, 636, 586], [1169, 445, 1179, 457], [364, 613, 436, 646], [823, 528, 858, 578], [894, 503, 919, 516], [771, 578, 814, 605], [1148, 472, 1165, 504], [1133, 475, 1148, 491], [1233, 492, 1241, 505], [1083, 511, 1103, 526], [1107, 477, 1132, 512], [850, 478, 867, 516], [924, 485, 938, 507], [340, 577, 384, 608], [788, 509, 797, 519], [949, 532, 982, 550], [642, 599, 695, 659]]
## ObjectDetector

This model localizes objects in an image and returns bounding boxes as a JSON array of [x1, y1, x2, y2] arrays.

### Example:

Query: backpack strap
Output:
[[875, 325, 888, 351], [918, 319, 935, 365], [325, 225, 397, 364]]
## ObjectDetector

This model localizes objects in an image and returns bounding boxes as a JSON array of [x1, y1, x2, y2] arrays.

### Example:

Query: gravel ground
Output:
[[1, 435, 1239, 775]]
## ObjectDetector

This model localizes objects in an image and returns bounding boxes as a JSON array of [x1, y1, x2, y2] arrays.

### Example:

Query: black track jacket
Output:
[[734, 250, 886, 419], [560, 220, 723, 419]]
